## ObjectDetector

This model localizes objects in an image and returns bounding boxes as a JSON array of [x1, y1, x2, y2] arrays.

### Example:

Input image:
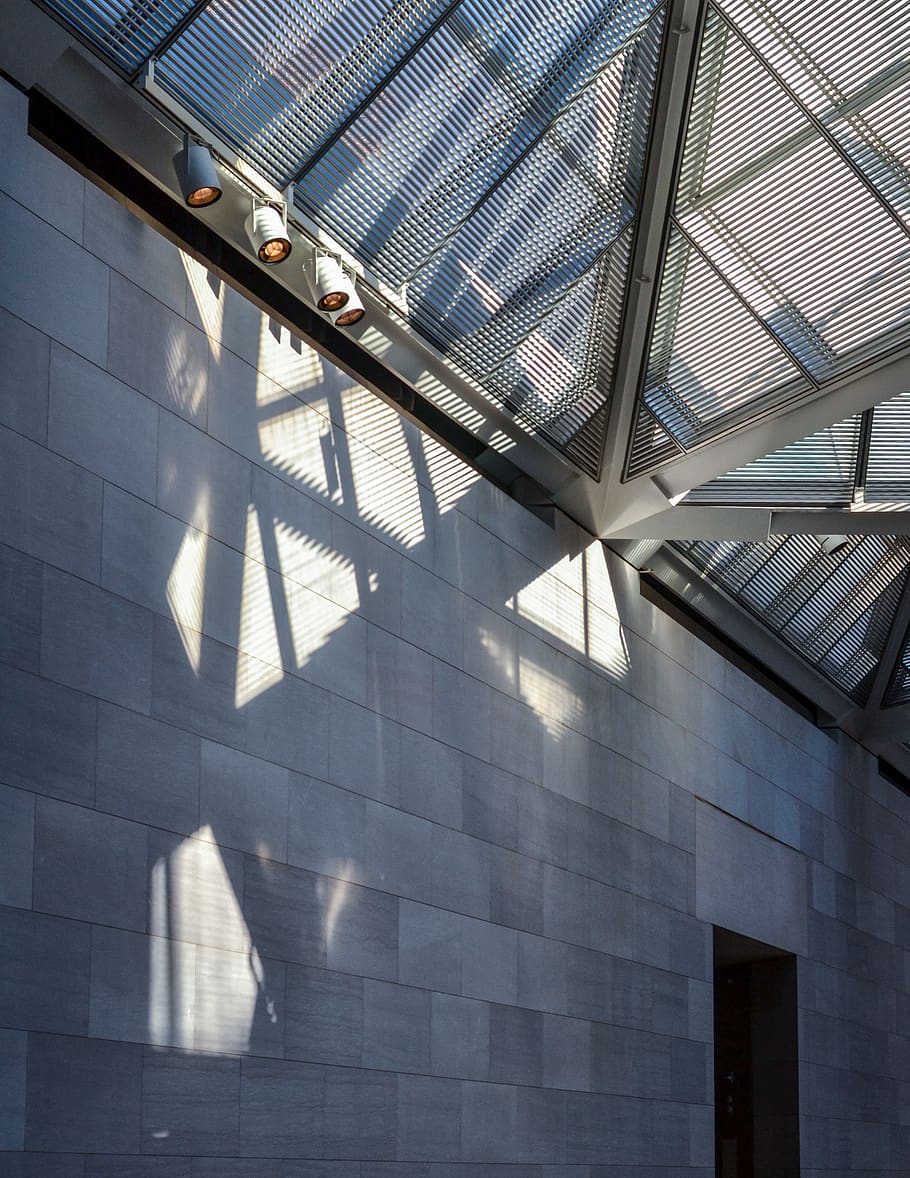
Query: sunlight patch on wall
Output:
[[586, 602, 631, 680], [166, 518, 209, 674], [235, 505, 283, 708], [421, 433, 480, 514], [257, 314, 324, 395], [182, 253, 223, 362], [259, 397, 339, 504], [347, 427, 426, 551], [149, 830, 272, 1056], [285, 578, 349, 672], [515, 570, 586, 653], [516, 652, 586, 737], [274, 517, 340, 603]]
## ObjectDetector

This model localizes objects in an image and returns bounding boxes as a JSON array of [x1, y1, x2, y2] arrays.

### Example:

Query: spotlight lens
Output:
[[318, 290, 348, 312], [186, 185, 221, 208], [335, 306, 365, 327], [259, 237, 291, 263]]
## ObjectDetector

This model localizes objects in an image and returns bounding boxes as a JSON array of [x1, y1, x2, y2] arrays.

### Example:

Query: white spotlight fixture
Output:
[[174, 135, 222, 208], [819, 535, 850, 556], [311, 253, 364, 327], [245, 199, 292, 264]]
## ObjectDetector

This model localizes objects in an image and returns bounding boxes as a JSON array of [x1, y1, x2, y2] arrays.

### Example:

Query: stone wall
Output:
[[0, 76, 907, 1177]]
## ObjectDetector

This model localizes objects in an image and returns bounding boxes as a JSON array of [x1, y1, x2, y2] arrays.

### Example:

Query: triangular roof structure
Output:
[[7, 0, 910, 765]]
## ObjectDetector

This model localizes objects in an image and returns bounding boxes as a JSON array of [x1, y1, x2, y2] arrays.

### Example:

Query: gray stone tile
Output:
[[239, 1057, 323, 1157], [517, 1087, 567, 1163], [433, 662, 492, 761], [463, 594, 519, 696], [158, 410, 251, 551], [649, 843, 690, 915], [90, 925, 194, 1049], [490, 1003, 543, 1084], [565, 1092, 612, 1164], [330, 696, 401, 805], [192, 1162, 279, 1178], [48, 343, 158, 501], [0, 784, 34, 909], [96, 701, 200, 835], [670, 1037, 708, 1103], [99, 484, 196, 619], [0, 1028, 26, 1149], [201, 740, 290, 860], [324, 880, 398, 981], [431, 825, 491, 920], [324, 1066, 397, 1160], [566, 946, 612, 1023], [402, 559, 464, 665], [148, 828, 247, 952], [285, 963, 363, 1066], [0, 1155, 86, 1177], [463, 756, 519, 849], [0, 307, 49, 444], [288, 774, 366, 882], [518, 784, 568, 868], [490, 846, 543, 934], [542, 722, 590, 806], [243, 857, 325, 966], [0, 544, 42, 674], [365, 625, 433, 736], [430, 992, 490, 1080], [151, 615, 246, 747], [0, 82, 84, 240], [0, 192, 108, 365], [85, 1159, 191, 1177], [492, 691, 542, 785], [460, 1080, 517, 1162], [194, 944, 285, 1057], [0, 907, 89, 1033], [34, 797, 148, 932], [399, 727, 463, 828], [611, 958, 652, 1030], [461, 917, 517, 1005], [83, 186, 187, 315], [397, 1075, 461, 1162], [41, 568, 153, 713], [108, 273, 208, 426], [0, 426, 101, 582], [567, 803, 613, 884], [543, 1013, 590, 1091], [141, 1048, 240, 1155], [669, 913, 711, 981], [399, 899, 462, 992], [26, 1034, 141, 1153], [590, 1024, 671, 1099], [365, 802, 433, 902], [363, 978, 430, 1072], [246, 673, 330, 779], [543, 864, 589, 948], [518, 931, 567, 1013], [652, 969, 689, 1038]]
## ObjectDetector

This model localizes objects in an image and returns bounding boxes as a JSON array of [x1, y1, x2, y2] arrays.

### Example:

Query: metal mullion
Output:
[[852, 406, 874, 503]]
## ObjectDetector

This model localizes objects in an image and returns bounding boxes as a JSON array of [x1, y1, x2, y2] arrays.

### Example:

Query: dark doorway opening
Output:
[[714, 928, 800, 1178]]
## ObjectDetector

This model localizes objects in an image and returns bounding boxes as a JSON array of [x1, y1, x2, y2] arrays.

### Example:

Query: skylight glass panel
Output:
[[685, 415, 861, 506], [157, 0, 458, 185], [677, 9, 910, 372], [44, 0, 198, 74], [865, 392, 910, 502], [677, 536, 910, 703], [719, 0, 910, 229], [640, 227, 808, 451]]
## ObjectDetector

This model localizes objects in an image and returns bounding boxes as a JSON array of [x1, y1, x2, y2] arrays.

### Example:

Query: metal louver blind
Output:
[[866, 392, 910, 501], [676, 535, 910, 704], [44, 0, 199, 74], [685, 415, 861, 506]]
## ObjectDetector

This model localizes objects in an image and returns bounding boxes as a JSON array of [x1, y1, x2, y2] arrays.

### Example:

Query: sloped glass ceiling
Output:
[[677, 536, 910, 703], [629, 0, 910, 478], [44, 0, 665, 471]]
